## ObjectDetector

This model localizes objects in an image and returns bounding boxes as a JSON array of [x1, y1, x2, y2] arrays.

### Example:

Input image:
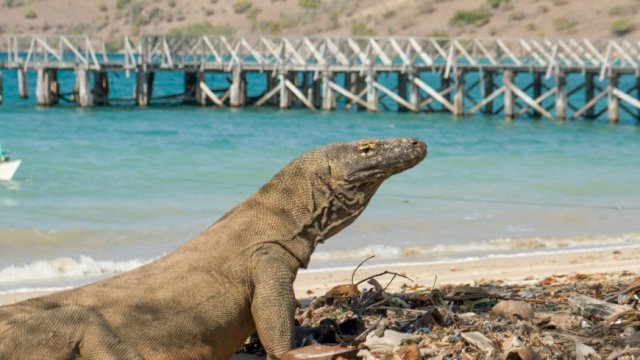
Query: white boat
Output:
[[0, 143, 20, 181], [0, 159, 21, 181]]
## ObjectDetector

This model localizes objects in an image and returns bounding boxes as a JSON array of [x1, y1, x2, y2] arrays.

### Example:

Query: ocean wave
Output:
[[0, 255, 150, 284], [1, 233, 639, 288], [312, 232, 640, 262]]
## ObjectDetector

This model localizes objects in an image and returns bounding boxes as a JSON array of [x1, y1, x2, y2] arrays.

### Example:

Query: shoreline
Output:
[[1, 245, 638, 306]]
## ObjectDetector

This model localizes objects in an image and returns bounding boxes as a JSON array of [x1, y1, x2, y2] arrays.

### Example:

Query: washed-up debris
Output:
[[237, 267, 640, 359], [460, 331, 495, 354], [504, 347, 541, 360], [491, 300, 534, 322], [281, 344, 358, 360]]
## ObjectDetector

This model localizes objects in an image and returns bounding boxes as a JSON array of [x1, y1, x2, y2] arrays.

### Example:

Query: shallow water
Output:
[[1, 70, 639, 293]]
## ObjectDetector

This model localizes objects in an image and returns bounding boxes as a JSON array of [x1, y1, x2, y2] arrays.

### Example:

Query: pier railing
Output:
[[2, 34, 640, 123], [4, 35, 640, 73]]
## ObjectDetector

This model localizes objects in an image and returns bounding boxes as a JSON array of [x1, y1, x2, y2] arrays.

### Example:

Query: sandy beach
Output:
[[2, 246, 638, 307]]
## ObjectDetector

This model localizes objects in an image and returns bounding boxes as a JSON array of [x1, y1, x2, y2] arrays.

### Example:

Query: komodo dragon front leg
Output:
[[250, 247, 297, 359], [0, 305, 143, 360]]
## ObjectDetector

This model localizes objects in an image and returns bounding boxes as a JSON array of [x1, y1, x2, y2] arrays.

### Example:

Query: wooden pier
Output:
[[2, 34, 640, 122]]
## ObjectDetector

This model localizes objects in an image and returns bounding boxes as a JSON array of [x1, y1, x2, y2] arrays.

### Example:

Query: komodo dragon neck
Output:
[[188, 152, 379, 269]]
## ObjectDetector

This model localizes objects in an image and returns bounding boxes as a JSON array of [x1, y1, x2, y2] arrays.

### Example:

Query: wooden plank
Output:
[[369, 39, 391, 66], [613, 87, 640, 109], [199, 81, 223, 107], [284, 79, 315, 110], [372, 81, 415, 111], [409, 38, 433, 65], [255, 82, 281, 106], [468, 87, 505, 114], [572, 89, 607, 119], [568, 295, 635, 327], [413, 77, 455, 113], [518, 87, 556, 116], [505, 82, 553, 119], [329, 81, 372, 111]]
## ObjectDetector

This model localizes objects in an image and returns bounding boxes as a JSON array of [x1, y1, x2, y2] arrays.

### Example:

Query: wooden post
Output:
[[398, 72, 407, 112], [303, 72, 313, 104], [93, 71, 109, 106], [17, 68, 28, 99], [77, 68, 93, 107], [608, 74, 619, 124], [0, 72, 3, 105], [584, 72, 595, 120], [36, 68, 59, 106], [265, 73, 278, 106], [311, 74, 322, 109], [483, 70, 494, 114], [365, 69, 377, 112], [279, 71, 290, 109], [555, 72, 566, 120], [230, 65, 246, 107], [184, 71, 206, 105], [321, 71, 334, 111], [135, 70, 154, 107], [441, 73, 451, 104], [355, 73, 366, 111], [532, 72, 543, 119], [453, 70, 465, 117], [503, 70, 514, 120], [409, 71, 419, 112]]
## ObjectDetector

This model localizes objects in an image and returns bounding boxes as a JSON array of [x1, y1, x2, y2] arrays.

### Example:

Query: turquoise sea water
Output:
[[1, 70, 640, 293]]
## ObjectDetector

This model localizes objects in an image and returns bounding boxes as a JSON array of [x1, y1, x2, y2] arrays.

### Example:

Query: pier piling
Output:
[[93, 71, 109, 106], [184, 71, 206, 105], [230, 66, 246, 107], [135, 70, 154, 107], [503, 70, 514, 120], [36, 68, 59, 106], [555, 72, 567, 120], [76, 68, 93, 107], [0, 72, 3, 105], [321, 72, 334, 111], [17, 68, 27, 99], [532, 73, 543, 119], [454, 70, 465, 117], [608, 75, 619, 124]]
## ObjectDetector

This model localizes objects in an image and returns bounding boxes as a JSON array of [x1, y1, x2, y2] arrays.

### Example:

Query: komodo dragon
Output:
[[0, 138, 427, 360]]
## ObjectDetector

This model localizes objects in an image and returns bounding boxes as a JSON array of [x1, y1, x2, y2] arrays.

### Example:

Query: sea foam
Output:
[[0, 255, 149, 284]]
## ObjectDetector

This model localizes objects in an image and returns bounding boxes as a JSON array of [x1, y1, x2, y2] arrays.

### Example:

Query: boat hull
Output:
[[0, 159, 21, 181]]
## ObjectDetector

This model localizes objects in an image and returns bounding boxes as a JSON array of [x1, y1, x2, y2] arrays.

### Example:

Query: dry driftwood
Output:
[[568, 295, 636, 326]]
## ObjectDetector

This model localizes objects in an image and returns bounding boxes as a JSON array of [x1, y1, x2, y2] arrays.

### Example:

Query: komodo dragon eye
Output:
[[358, 144, 375, 156]]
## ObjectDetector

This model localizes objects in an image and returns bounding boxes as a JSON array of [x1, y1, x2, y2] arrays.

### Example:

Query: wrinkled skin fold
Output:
[[0, 138, 427, 360]]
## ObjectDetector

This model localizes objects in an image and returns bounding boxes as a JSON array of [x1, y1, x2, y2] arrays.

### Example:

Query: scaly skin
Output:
[[0, 138, 427, 359]]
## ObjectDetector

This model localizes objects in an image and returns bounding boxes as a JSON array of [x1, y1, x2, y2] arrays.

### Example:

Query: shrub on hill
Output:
[[351, 21, 376, 36], [232, 0, 252, 14], [449, 9, 489, 27], [299, 0, 320, 9], [3, 0, 25, 8], [168, 22, 235, 38], [23, 9, 36, 19], [488, 0, 510, 9], [611, 19, 634, 36]]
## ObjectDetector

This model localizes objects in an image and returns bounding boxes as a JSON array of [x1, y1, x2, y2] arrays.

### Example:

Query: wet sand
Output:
[[1, 246, 638, 306]]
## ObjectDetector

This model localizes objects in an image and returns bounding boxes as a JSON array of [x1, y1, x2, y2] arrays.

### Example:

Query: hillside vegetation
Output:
[[0, 0, 638, 40]]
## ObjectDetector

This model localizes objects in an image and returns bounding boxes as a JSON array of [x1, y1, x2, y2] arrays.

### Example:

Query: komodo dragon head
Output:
[[308, 137, 427, 240], [243, 138, 427, 260]]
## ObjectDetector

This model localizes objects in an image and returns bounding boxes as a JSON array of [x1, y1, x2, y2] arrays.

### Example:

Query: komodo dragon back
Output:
[[0, 138, 427, 360]]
